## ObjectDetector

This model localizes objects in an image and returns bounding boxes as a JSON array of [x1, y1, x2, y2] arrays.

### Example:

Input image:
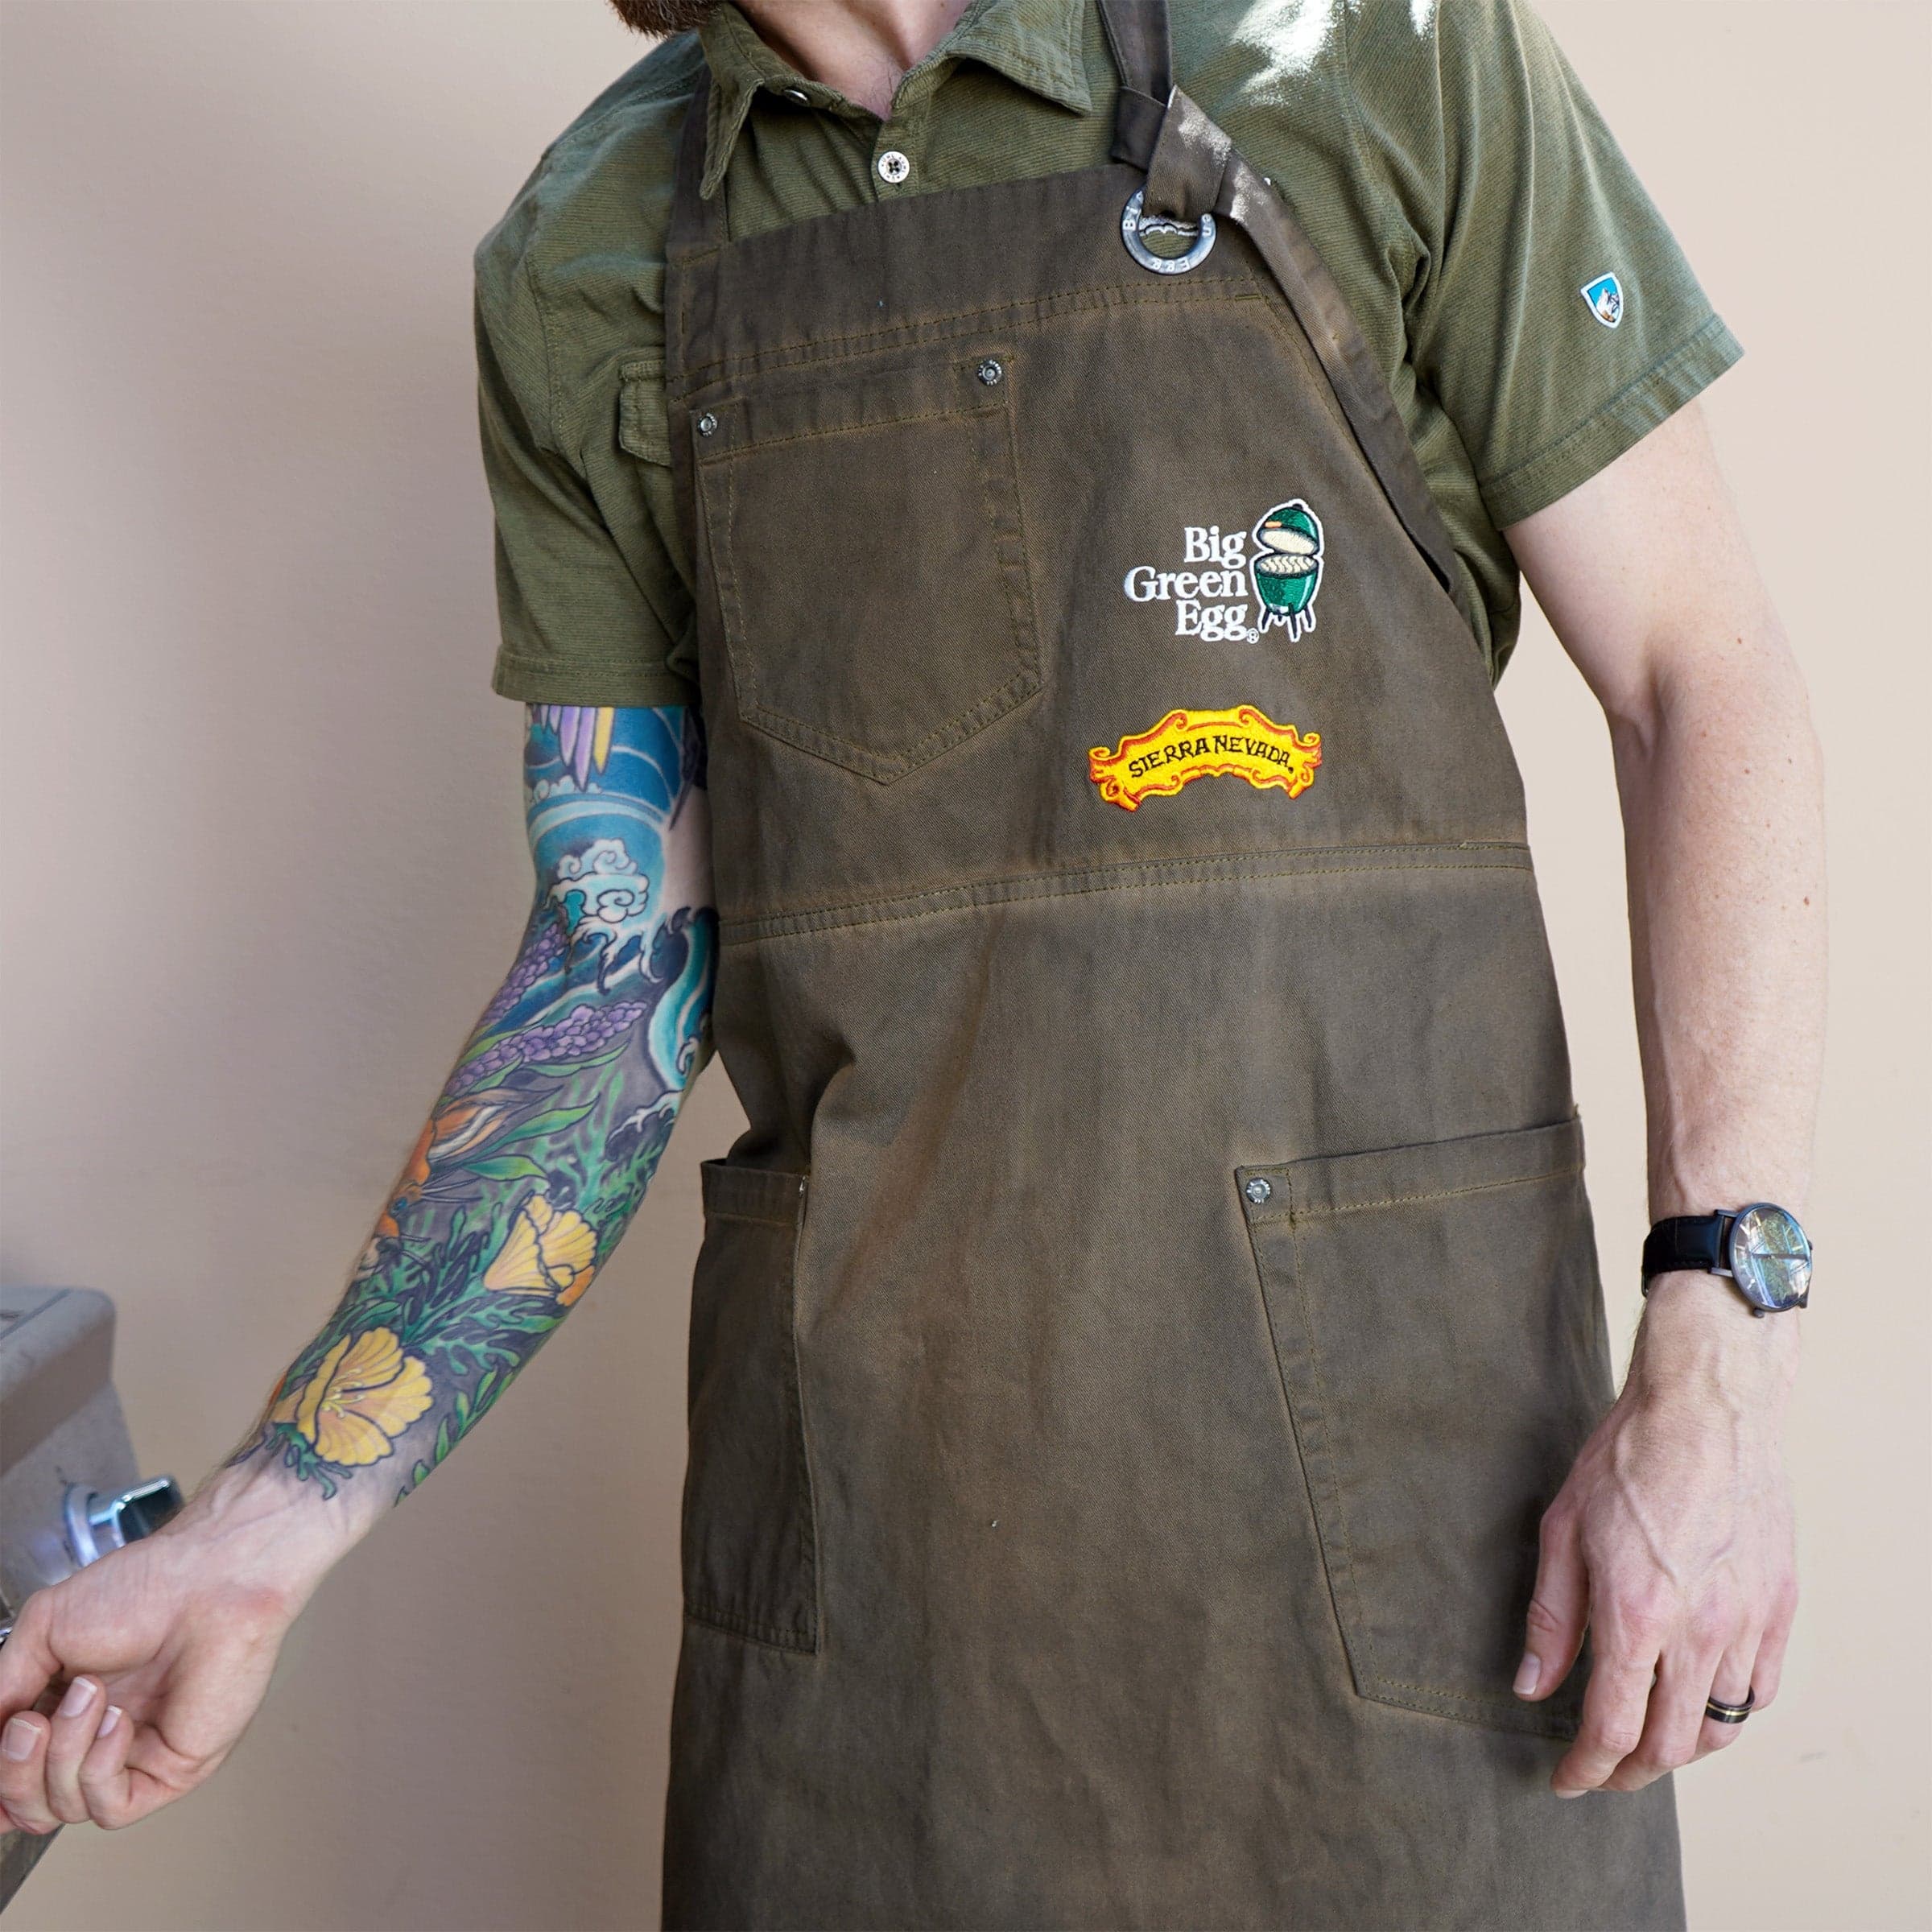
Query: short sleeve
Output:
[[473, 231, 698, 710], [1352, 0, 1743, 529]]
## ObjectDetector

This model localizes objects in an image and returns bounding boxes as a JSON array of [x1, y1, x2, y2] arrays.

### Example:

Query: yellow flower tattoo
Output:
[[481, 1191, 598, 1304], [270, 1327, 435, 1467]]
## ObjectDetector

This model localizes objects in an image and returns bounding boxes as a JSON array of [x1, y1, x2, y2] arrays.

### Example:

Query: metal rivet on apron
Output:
[[1243, 1177, 1273, 1205], [976, 358, 1003, 386], [783, 86, 809, 102], [696, 411, 718, 437], [877, 149, 911, 185]]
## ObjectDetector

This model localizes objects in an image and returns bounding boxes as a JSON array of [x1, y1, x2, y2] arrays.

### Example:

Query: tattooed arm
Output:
[[0, 704, 715, 1835], [233, 702, 715, 1505]]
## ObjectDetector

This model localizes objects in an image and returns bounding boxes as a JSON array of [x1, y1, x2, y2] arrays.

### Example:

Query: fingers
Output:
[[1517, 1499, 1590, 1702], [1551, 1607, 1662, 1798], [1, 1675, 125, 1832], [0, 1709, 59, 1835], [0, 1599, 59, 1730], [43, 1675, 114, 1824], [1561, 1601, 1781, 1794], [1748, 1575, 1798, 1711], [1687, 1641, 1761, 1764], [1606, 1637, 1734, 1790], [77, 1701, 140, 1830]]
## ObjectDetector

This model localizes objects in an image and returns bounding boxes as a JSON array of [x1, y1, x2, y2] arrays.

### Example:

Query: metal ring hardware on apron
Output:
[[1120, 180, 1216, 275], [647, 0, 1687, 1922]]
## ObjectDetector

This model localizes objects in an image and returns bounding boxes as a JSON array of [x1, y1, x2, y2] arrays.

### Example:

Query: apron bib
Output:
[[655, 1, 1686, 1922]]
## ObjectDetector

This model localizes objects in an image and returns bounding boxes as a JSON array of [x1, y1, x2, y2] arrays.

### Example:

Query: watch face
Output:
[[1728, 1204, 1812, 1310]]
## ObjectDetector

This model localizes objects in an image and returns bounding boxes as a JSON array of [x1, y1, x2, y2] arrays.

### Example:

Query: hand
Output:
[[1513, 1274, 1801, 1796], [0, 1464, 357, 1834]]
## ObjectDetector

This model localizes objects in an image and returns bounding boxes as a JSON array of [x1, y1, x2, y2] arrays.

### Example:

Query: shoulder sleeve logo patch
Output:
[[1088, 705, 1322, 811], [1581, 272, 1624, 328]]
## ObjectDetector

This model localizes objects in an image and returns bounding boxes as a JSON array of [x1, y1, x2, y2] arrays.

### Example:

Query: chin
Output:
[[607, 0, 719, 31]]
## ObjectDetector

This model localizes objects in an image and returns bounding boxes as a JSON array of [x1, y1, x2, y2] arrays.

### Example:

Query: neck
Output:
[[738, 0, 975, 116]]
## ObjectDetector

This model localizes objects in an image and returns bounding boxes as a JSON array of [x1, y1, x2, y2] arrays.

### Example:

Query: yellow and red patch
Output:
[[1088, 705, 1322, 811]]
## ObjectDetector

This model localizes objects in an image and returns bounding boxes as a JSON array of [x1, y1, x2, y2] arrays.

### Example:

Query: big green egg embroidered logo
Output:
[[1121, 499, 1327, 643], [1250, 500, 1323, 641]]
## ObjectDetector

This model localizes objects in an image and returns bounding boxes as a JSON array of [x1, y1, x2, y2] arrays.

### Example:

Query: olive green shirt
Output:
[[475, 0, 1740, 708]]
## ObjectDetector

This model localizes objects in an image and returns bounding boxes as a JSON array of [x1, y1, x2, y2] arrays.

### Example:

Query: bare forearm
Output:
[[1505, 404, 1825, 1386], [1610, 617, 1823, 1388], [204, 706, 715, 1551], [1616, 638, 1824, 1225]]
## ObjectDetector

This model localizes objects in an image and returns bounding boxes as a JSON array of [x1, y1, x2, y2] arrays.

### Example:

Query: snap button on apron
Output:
[[1243, 1176, 1274, 1205], [876, 149, 911, 184], [696, 411, 717, 436], [976, 358, 1003, 386], [783, 86, 808, 102]]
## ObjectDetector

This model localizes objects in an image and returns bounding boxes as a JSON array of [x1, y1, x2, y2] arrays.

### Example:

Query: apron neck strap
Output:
[[667, 65, 724, 259], [1096, 0, 1172, 109]]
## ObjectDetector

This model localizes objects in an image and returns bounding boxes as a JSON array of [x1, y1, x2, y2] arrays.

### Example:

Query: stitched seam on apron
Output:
[[672, 281, 1265, 389], [1367, 1680, 1545, 1705], [1243, 1200, 1364, 1711], [720, 844, 1534, 943], [1286, 1203, 1383, 1690], [701, 401, 1001, 456], [684, 1603, 815, 1651], [1247, 1164, 1585, 1226]]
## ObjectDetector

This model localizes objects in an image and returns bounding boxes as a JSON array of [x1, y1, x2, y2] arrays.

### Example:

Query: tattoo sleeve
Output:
[[229, 704, 716, 1502]]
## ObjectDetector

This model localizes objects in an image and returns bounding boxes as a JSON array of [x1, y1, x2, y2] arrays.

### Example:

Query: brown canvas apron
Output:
[[654, 0, 1686, 1922]]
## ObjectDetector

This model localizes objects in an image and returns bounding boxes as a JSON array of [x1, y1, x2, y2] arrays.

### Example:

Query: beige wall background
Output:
[[1, 2, 1925, 1927]]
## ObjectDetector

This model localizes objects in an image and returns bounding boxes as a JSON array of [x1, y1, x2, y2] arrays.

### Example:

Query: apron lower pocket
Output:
[[683, 1160, 819, 1652], [1237, 1117, 1611, 1739]]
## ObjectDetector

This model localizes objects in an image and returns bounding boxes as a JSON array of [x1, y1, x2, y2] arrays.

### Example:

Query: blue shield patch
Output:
[[1581, 272, 1624, 329]]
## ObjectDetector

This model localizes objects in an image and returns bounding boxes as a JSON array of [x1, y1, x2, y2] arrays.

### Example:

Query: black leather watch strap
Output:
[[1641, 1213, 1733, 1291]]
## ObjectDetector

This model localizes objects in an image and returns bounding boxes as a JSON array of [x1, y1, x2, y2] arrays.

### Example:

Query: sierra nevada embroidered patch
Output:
[[1088, 705, 1322, 811]]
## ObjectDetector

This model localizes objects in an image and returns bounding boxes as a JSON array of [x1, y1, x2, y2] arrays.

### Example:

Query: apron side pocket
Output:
[[1239, 1116, 1611, 1739], [684, 1160, 819, 1653]]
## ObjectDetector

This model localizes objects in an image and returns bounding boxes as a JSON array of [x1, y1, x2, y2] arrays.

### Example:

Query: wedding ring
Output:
[[1704, 1688, 1756, 1724]]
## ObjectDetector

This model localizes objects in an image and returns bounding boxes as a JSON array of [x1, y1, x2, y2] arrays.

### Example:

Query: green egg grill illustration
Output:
[[1250, 500, 1323, 638]]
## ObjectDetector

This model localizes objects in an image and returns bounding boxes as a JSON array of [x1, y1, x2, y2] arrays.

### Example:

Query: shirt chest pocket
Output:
[[690, 348, 1043, 782], [618, 354, 673, 466]]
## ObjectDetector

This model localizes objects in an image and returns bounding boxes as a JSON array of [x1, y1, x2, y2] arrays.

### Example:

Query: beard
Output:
[[608, 0, 720, 30]]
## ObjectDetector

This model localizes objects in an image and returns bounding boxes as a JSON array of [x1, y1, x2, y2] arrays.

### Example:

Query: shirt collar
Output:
[[695, 0, 1094, 200]]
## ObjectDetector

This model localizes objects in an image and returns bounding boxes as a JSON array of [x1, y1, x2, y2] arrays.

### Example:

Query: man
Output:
[[0, 0, 1823, 1925]]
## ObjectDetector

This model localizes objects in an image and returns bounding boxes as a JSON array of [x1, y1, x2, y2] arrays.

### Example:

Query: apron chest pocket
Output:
[[683, 1161, 819, 1652], [1238, 1117, 1612, 1740], [693, 349, 1042, 782]]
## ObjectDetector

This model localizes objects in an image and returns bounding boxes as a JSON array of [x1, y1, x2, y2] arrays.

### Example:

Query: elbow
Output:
[[1612, 611, 1821, 782]]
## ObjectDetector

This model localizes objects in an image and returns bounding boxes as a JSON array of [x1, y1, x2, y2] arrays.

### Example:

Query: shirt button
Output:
[[876, 149, 911, 185]]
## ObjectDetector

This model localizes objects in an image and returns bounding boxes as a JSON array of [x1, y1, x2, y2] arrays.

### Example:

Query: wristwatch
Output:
[[1641, 1205, 1813, 1315]]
